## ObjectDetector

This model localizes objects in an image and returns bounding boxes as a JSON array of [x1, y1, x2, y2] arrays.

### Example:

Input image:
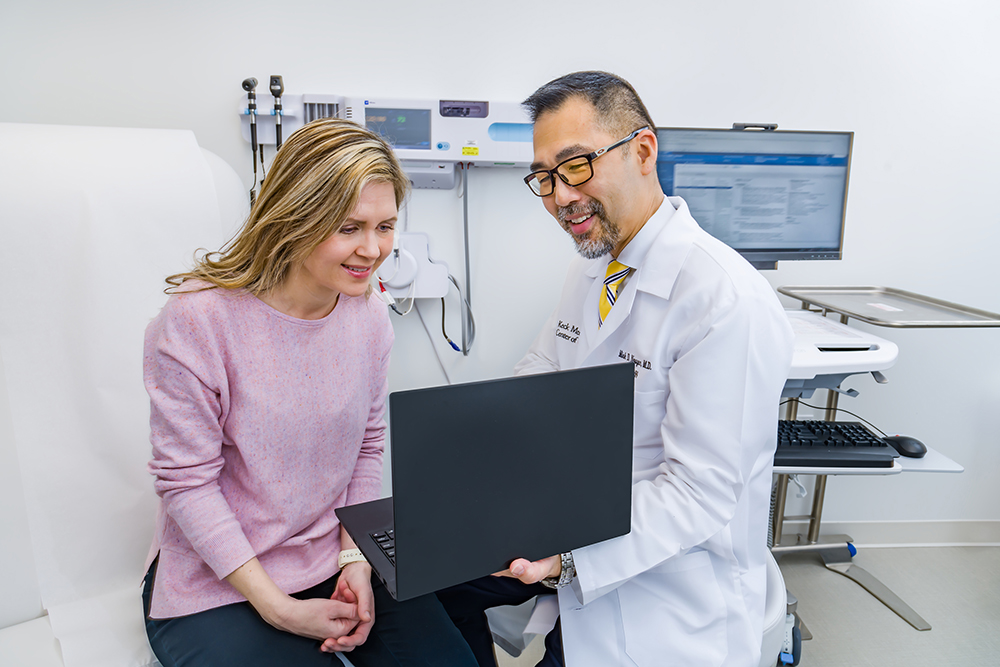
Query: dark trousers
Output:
[[437, 576, 564, 667], [142, 561, 478, 667]]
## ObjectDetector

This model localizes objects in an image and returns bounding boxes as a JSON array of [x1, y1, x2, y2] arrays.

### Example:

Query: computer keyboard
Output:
[[775, 420, 898, 468], [370, 529, 396, 565]]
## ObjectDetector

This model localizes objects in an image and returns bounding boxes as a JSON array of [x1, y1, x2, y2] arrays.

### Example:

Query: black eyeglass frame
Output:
[[523, 126, 651, 197]]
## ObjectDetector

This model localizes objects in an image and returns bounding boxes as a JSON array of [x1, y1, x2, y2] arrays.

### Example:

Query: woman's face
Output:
[[299, 181, 398, 300]]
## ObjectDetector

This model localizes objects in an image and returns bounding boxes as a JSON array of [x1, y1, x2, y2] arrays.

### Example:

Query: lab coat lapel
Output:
[[577, 198, 703, 367], [633, 197, 700, 301], [577, 197, 699, 366], [576, 261, 605, 365]]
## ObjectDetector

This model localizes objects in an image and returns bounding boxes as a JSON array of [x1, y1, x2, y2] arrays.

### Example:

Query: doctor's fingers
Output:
[[495, 556, 559, 584]]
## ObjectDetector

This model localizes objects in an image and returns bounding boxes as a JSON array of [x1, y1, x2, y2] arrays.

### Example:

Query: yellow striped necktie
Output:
[[599, 259, 632, 328]]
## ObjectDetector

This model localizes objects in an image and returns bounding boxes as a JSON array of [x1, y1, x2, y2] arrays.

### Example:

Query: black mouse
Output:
[[884, 435, 927, 458]]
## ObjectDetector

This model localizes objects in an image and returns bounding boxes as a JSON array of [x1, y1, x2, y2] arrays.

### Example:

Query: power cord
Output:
[[440, 298, 460, 351], [446, 274, 476, 352], [388, 280, 416, 316], [258, 144, 267, 190], [455, 162, 466, 198], [415, 302, 453, 384], [778, 399, 889, 437]]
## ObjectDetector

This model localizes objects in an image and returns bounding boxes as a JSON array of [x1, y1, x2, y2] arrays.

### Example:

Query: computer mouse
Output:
[[884, 435, 927, 458]]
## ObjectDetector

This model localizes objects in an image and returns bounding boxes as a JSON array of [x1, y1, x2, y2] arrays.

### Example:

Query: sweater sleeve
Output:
[[144, 294, 256, 580], [344, 299, 393, 507]]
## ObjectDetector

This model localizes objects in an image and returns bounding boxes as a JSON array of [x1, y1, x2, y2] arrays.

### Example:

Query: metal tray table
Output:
[[773, 285, 994, 633], [777, 286, 1000, 328]]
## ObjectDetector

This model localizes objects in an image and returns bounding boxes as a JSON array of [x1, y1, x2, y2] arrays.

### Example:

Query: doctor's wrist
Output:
[[540, 552, 576, 589]]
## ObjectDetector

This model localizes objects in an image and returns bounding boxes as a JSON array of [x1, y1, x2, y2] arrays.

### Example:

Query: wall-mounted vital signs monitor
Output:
[[342, 97, 533, 166], [656, 127, 853, 269], [363, 108, 433, 150]]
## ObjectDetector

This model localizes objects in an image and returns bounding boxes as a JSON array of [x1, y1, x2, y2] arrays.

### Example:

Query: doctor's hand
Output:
[[493, 555, 561, 585], [320, 561, 375, 653]]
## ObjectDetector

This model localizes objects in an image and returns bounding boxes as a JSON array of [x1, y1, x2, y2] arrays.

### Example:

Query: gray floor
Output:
[[495, 546, 1000, 666]]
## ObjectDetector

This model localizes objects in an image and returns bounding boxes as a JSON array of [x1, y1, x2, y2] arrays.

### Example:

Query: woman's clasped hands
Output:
[[319, 561, 375, 653]]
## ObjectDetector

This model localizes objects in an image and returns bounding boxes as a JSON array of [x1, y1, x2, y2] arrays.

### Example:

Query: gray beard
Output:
[[574, 228, 617, 259]]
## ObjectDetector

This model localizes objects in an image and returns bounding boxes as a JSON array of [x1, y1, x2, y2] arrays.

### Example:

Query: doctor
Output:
[[439, 72, 794, 666]]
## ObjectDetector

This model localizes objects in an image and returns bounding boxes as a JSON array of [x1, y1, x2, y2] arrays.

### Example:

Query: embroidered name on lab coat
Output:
[[556, 320, 581, 343], [619, 349, 652, 377]]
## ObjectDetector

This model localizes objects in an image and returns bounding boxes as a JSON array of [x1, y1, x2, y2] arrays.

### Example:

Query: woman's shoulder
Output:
[[163, 280, 249, 314], [339, 293, 393, 342], [151, 281, 257, 342]]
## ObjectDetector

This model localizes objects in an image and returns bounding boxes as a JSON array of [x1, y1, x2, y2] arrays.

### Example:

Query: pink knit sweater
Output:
[[143, 284, 392, 618]]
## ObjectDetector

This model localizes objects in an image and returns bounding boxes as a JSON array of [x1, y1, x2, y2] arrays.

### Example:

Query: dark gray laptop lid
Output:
[[389, 362, 634, 600]]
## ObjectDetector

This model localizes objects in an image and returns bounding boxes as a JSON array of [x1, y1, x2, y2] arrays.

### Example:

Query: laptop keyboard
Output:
[[370, 529, 396, 565]]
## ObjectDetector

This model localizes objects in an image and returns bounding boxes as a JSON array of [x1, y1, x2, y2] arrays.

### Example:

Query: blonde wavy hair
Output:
[[167, 118, 408, 294]]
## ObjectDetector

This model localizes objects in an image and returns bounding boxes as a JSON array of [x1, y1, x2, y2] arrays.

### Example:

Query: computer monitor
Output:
[[656, 127, 853, 270]]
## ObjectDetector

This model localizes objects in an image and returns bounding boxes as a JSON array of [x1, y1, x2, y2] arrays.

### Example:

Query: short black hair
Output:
[[523, 71, 656, 139]]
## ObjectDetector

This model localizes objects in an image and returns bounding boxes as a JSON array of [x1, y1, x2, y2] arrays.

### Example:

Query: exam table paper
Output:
[[0, 123, 245, 667]]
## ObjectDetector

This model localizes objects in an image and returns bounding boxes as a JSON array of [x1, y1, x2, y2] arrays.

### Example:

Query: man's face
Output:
[[531, 97, 630, 259]]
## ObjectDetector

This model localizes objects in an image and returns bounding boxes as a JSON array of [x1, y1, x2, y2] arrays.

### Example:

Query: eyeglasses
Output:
[[523, 126, 650, 197]]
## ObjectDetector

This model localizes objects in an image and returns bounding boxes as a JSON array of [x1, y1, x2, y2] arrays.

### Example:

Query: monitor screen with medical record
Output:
[[656, 127, 853, 270]]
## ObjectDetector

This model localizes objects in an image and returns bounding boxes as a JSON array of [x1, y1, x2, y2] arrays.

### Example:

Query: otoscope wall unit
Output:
[[239, 93, 344, 148]]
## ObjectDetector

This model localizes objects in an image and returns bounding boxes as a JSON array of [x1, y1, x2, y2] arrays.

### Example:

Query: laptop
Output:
[[335, 363, 634, 601]]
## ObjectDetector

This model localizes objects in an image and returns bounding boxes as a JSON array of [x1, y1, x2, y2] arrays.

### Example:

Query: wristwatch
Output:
[[540, 552, 576, 589]]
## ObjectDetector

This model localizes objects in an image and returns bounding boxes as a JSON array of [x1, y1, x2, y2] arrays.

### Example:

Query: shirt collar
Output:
[[617, 195, 673, 270], [633, 196, 702, 300]]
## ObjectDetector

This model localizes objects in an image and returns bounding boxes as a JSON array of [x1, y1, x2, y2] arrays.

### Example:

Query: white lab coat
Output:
[[515, 197, 794, 667]]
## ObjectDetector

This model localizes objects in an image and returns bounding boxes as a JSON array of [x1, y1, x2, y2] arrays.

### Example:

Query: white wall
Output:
[[2, 0, 999, 530]]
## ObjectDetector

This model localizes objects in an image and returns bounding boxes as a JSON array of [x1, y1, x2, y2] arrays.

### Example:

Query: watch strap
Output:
[[540, 552, 576, 589], [338, 548, 367, 569]]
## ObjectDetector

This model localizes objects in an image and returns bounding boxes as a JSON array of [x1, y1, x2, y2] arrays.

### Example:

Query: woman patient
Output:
[[141, 118, 476, 667]]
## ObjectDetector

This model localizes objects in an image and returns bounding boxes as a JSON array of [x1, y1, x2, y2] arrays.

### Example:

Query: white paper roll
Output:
[[0, 123, 245, 667]]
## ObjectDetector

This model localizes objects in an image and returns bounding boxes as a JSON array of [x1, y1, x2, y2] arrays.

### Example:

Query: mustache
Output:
[[557, 202, 605, 224]]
